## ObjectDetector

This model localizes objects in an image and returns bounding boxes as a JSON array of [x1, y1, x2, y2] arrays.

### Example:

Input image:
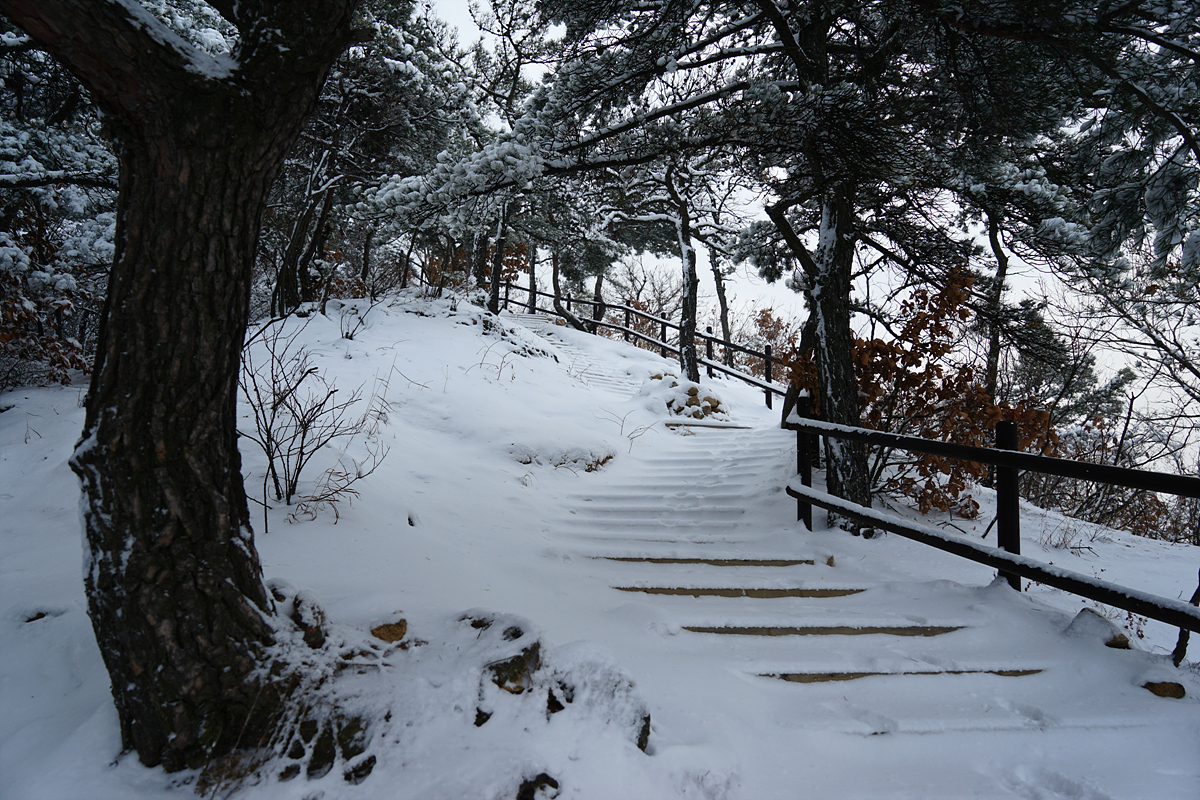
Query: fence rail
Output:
[[500, 281, 788, 404], [496, 280, 1200, 641], [782, 404, 1200, 635]]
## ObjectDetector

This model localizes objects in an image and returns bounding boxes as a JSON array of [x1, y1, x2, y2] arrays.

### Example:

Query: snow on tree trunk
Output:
[[3, 0, 362, 771], [668, 171, 701, 383], [591, 273, 607, 333], [811, 192, 871, 510], [709, 245, 734, 367], [487, 202, 510, 314]]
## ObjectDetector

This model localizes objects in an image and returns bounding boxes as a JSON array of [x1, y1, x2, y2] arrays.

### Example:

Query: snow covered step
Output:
[[559, 518, 752, 531], [556, 532, 763, 546], [614, 586, 864, 598], [569, 507, 749, 521], [505, 312, 557, 325], [681, 623, 964, 637], [574, 491, 755, 504], [764, 667, 1043, 683], [600, 556, 815, 566]]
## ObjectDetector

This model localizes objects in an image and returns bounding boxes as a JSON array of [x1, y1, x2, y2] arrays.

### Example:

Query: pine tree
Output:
[[1, 0, 363, 771]]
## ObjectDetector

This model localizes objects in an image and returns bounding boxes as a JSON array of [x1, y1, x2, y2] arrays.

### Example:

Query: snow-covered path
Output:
[[532, 392, 1200, 798]]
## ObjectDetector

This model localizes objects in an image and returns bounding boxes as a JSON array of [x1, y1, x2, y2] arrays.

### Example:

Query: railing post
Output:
[[503, 280, 510, 311], [996, 420, 1022, 591], [797, 393, 814, 531], [661, 321, 669, 358], [624, 307, 630, 343], [764, 344, 773, 409], [705, 326, 714, 378]]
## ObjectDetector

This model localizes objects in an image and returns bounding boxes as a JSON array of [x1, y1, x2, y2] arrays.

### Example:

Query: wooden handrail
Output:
[[782, 415, 1200, 500], [784, 401, 1200, 637], [785, 482, 1200, 633], [501, 280, 787, 401]]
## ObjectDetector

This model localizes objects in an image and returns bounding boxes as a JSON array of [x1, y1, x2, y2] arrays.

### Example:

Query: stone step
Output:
[[683, 624, 964, 637], [600, 557, 814, 566], [615, 586, 863, 598], [765, 668, 1043, 683]]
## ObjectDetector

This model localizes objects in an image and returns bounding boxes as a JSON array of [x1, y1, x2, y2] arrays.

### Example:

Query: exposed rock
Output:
[[371, 620, 408, 643], [291, 591, 328, 650], [486, 642, 542, 694], [1143, 681, 1186, 699], [306, 724, 336, 779], [337, 716, 368, 760], [1064, 607, 1132, 650], [343, 755, 376, 785], [516, 772, 560, 800], [636, 714, 651, 752]]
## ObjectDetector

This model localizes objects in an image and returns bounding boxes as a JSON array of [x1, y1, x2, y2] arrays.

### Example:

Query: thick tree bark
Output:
[[984, 209, 1010, 403], [471, 230, 489, 289], [487, 202, 510, 314], [2, 0, 361, 772], [590, 273, 607, 333], [767, 194, 872, 513], [550, 252, 588, 331], [679, 241, 701, 383], [667, 170, 701, 382], [709, 245, 734, 367], [810, 191, 872, 510], [527, 251, 538, 313]]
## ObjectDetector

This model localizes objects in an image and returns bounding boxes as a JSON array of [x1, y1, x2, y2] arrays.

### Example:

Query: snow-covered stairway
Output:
[[542, 421, 1194, 797], [508, 313, 646, 398], [552, 425, 1016, 674]]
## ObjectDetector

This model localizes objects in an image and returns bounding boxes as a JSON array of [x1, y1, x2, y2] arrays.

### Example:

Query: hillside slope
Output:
[[2, 292, 1198, 800]]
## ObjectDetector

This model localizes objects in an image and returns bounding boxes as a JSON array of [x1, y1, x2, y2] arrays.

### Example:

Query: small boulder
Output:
[[486, 641, 542, 694], [371, 620, 408, 643], [291, 591, 328, 649], [1064, 607, 1132, 650], [1143, 681, 1186, 699], [516, 773, 560, 800]]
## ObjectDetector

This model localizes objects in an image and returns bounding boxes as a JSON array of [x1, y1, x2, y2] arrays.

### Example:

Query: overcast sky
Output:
[[432, 0, 481, 42]]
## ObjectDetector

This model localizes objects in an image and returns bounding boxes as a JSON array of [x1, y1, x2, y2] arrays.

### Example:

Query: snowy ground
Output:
[[2, 291, 1198, 800]]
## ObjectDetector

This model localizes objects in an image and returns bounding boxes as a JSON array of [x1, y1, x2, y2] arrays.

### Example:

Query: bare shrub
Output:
[[240, 318, 389, 519]]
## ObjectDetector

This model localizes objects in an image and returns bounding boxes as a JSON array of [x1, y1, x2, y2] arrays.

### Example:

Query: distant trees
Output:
[[1, 0, 362, 771], [522, 0, 1096, 513], [262, 0, 471, 315], [0, 16, 115, 391]]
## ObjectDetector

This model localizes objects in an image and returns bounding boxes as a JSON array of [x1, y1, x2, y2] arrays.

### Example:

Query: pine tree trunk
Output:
[[73, 124, 283, 772], [487, 203, 510, 314], [668, 175, 701, 383], [550, 252, 587, 331], [527, 252, 538, 313], [4, 0, 362, 772], [811, 192, 872, 510], [984, 210, 1009, 403], [709, 245, 734, 367], [591, 273, 607, 333]]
